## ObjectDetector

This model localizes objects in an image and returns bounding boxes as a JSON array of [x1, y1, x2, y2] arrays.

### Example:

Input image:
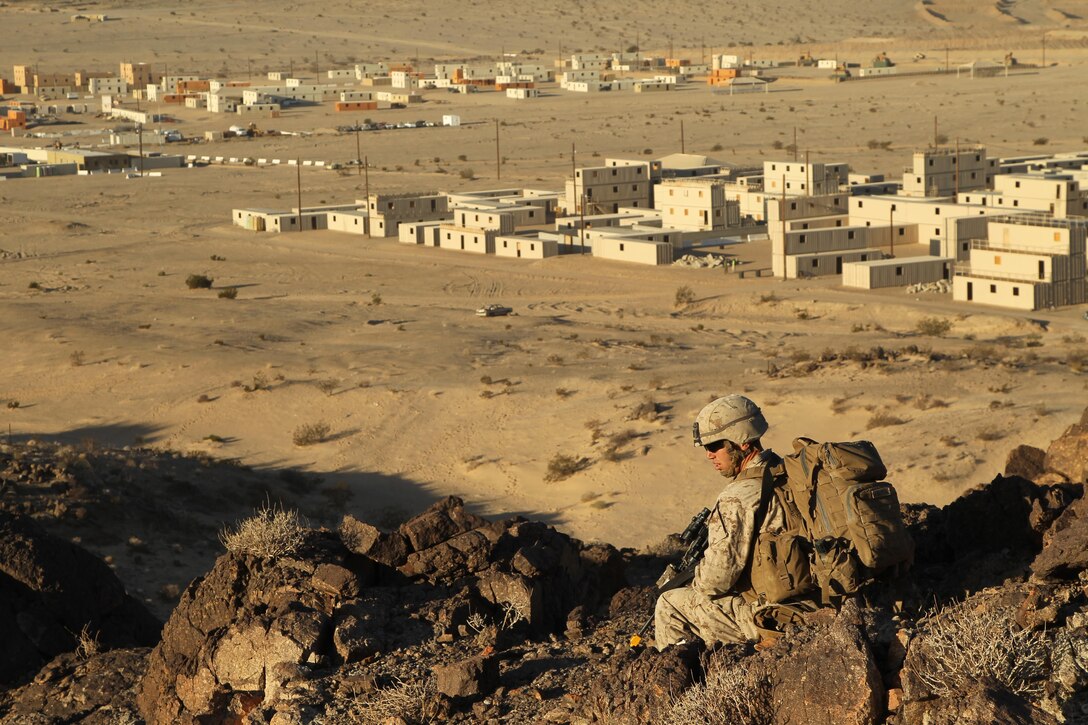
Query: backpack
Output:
[[749, 437, 915, 605]]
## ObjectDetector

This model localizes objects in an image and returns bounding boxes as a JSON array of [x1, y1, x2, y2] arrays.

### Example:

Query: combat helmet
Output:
[[692, 395, 768, 448]]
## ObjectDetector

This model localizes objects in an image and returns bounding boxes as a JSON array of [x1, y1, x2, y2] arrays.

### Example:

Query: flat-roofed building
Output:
[[565, 162, 652, 215], [958, 174, 1088, 218], [900, 146, 995, 198], [763, 160, 848, 196], [365, 192, 450, 237], [952, 214, 1088, 310], [656, 179, 741, 231]]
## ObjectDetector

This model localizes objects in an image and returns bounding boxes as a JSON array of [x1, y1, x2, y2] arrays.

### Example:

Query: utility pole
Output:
[[579, 191, 587, 255], [248, 58, 252, 80], [1042, 33, 1047, 68], [680, 119, 685, 154], [793, 126, 798, 161], [314, 50, 320, 78], [494, 118, 501, 180], [355, 127, 361, 176], [296, 159, 303, 232], [889, 204, 895, 257], [136, 124, 144, 175], [364, 155, 370, 233], [780, 174, 787, 282], [954, 137, 960, 198], [933, 115, 938, 147], [945, 44, 949, 72], [805, 149, 810, 196]]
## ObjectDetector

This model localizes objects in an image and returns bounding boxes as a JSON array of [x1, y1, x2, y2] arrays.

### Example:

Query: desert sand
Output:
[[1, 0, 1087, 559]]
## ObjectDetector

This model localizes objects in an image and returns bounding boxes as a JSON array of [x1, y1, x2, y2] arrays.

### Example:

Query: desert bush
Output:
[[74, 624, 100, 660], [664, 658, 772, 725], [315, 379, 337, 396], [867, 139, 892, 150], [219, 503, 306, 559], [546, 354, 564, 365], [459, 168, 475, 179], [69, 350, 86, 367], [977, 428, 1006, 441], [217, 287, 238, 299], [341, 676, 439, 723], [867, 412, 908, 429], [674, 285, 696, 307], [28, 281, 41, 290], [1033, 137, 1049, 146], [914, 395, 949, 410], [480, 375, 493, 385], [555, 387, 574, 398], [544, 453, 590, 482], [185, 274, 214, 289], [913, 599, 1048, 699], [292, 421, 331, 446], [916, 317, 952, 337], [370, 293, 382, 305]]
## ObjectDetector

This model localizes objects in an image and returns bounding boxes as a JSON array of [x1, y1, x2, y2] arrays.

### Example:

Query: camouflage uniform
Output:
[[654, 450, 788, 650]]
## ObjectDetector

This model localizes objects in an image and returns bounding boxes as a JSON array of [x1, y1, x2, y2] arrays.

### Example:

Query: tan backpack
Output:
[[749, 438, 915, 605]]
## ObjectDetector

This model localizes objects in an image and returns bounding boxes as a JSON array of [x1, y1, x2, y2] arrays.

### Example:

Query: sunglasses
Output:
[[704, 439, 731, 454]]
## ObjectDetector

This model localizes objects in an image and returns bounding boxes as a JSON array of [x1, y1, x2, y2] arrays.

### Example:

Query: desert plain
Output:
[[1, 0, 1088, 598]]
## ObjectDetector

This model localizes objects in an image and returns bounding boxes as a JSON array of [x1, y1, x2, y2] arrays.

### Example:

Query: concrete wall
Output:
[[327, 211, 369, 234], [776, 248, 884, 278], [592, 237, 673, 265], [494, 234, 559, 258], [438, 226, 496, 254]]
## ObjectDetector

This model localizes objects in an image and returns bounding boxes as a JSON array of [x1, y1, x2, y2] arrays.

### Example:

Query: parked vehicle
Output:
[[476, 304, 513, 317]]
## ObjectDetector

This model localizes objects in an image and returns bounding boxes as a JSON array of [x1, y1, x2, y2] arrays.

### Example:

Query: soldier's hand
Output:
[[656, 564, 678, 588]]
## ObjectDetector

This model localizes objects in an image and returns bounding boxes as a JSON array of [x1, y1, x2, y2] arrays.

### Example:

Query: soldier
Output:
[[653, 394, 815, 649]]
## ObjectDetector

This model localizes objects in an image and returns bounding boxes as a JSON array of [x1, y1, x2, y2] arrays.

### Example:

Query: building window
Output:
[[990, 284, 997, 293], [1013, 287, 1020, 296], [995, 255, 1001, 265], [1015, 181, 1020, 188], [935, 208, 941, 215], [632, 185, 638, 191], [790, 202, 797, 210], [1013, 200, 1019, 207], [799, 234, 807, 243], [619, 243, 625, 251], [891, 204, 897, 211], [811, 259, 818, 268], [858, 201, 864, 208], [895, 266, 903, 275]]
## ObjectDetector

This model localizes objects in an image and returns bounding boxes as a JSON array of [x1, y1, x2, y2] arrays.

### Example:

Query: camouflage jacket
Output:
[[692, 450, 786, 597]]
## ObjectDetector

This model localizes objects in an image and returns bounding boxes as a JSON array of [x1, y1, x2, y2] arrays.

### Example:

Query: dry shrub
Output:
[[629, 397, 663, 422], [977, 428, 1007, 441], [340, 675, 439, 724], [674, 285, 696, 307], [664, 658, 772, 725], [916, 317, 953, 337], [914, 599, 1048, 699], [75, 624, 100, 660], [293, 421, 331, 446], [867, 412, 908, 429], [217, 287, 238, 299], [544, 453, 590, 482], [219, 503, 306, 559], [914, 395, 949, 410], [185, 273, 213, 289]]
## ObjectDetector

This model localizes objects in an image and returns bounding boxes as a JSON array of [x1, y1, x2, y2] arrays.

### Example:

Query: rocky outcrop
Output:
[[0, 648, 148, 723], [136, 497, 627, 723], [1044, 408, 1088, 483], [1032, 494, 1088, 578], [0, 511, 160, 686]]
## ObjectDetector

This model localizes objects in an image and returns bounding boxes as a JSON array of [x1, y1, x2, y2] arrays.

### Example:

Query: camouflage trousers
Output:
[[653, 587, 760, 651]]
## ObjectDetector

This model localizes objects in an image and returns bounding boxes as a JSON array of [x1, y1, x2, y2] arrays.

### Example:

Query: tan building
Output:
[[849, 194, 1011, 260], [656, 179, 741, 231], [120, 62, 162, 89], [900, 146, 995, 198], [565, 162, 652, 215], [958, 174, 1088, 218], [365, 192, 450, 237], [763, 160, 848, 196], [952, 215, 1087, 310]]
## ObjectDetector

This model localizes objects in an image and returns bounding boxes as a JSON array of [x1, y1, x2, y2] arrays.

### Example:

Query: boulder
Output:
[[0, 510, 160, 685], [136, 531, 374, 723], [1032, 494, 1088, 578], [0, 648, 149, 723], [1045, 411, 1088, 483], [898, 677, 1058, 725], [768, 604, 884, 725], [581, 641, 704, 724], [399, 496, 487, 552], [433, 653, 499, 699], [1006, 444, 1046, 481], [339, 515, 409, 568]]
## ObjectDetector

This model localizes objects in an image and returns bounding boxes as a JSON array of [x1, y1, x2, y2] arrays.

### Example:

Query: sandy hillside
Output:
[[0, 0, 1087, 551]]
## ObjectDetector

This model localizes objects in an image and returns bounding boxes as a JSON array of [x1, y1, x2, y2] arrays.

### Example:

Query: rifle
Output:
[[629, 506, 711, 647]]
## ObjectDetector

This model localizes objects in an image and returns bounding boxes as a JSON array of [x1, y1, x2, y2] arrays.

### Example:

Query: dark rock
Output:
[[1045, 412, 1088, 483], [332, 607, 380, 664], [768, 604, 884, 725], [136, 533, 355, 723], [0, 510, 160, 686], [339, 515, 409, 568], [399, 496, 486, 552], [311, 563, 361, 601], [1006, 444, 1047, 481], [476, 570, 541, 629], [433, 653, 499, 699], [899, 676, 1058, 725], [0, 648, 149, 723], [400, 529, 493, 580], [1032, 494, 1088, 578], [581, 641, 703, 724]]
